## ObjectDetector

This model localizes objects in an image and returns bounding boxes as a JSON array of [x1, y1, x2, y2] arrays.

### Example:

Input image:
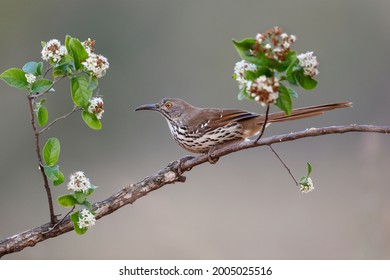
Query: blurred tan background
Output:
[[1, 0, 389, 259]]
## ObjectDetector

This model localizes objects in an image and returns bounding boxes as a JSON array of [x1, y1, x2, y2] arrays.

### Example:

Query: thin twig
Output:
[[256, 104, 270, 142], [268, 144, 299, 186], [31, 76, 66, 99], [43, 65, 53, 79], [27, 96, 56, 225], [43, 206, 75, 234], [39, 106, 81, 135]]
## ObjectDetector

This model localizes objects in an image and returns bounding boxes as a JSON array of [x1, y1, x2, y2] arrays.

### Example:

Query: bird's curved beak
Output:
[[134, 103, 159, 112]]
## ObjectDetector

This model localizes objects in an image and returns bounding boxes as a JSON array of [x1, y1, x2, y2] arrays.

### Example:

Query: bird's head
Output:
[[135, 98, 194, 123]]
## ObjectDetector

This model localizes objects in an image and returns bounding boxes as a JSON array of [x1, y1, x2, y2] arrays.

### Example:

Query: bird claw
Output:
[[178, 155, 196, 174], [207, 148, 219, 164]]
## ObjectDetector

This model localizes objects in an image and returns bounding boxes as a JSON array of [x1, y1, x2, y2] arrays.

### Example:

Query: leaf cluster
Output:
[[0, 35, 103, 130], [233, 37, 318, 115]]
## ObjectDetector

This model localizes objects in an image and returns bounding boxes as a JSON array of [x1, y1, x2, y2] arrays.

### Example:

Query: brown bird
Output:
[[135, 98, 352, 154]]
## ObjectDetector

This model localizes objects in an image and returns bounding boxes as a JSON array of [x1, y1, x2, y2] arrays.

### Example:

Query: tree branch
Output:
[[1, 124, 389, 257], [27, 95, 56, 225]]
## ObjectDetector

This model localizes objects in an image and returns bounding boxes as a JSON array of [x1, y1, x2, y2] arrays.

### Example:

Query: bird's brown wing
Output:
[[187, 109, 259, 134]]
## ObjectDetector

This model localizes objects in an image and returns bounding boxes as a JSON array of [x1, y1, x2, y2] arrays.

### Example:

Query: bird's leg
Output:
[[178, 155, 196, 174], [207, 139, 245, 164]]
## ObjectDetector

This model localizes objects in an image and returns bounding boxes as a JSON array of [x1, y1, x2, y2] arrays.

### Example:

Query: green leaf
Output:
[[0, 68, 28, 89], [22, 61, 43, 76], [31, 79, 53, 93], [285, 58, 299, 85], [266, 58, 280, 69], [276, 51, 297, 73], [296, 70, 318, 90], [82, 200, 93, 210], [39, 98, 47, 106], [57, 194, 78, 207], [237, 91, 246, 101], [37, 106, 49, 126], [74, 191, 87, 204], [88, 76, 98, 91], [65, 35, 72, 52], [232, 38, 264, 65], [86, 184, 97, 196], [237, 85, 252, 101], [233, 38, 256, 55], [82, 111, 102, 130], [275, 84, 292, 115], [70, 211, 88, 235], [53, 55, 75, 76], [43, 137, 61, 166], [243, 70, 258, 81], [307, 162, 312, 176], [66, 37, 88, 70], [290, 89, 299, 99], [53, 170, 65, 186], [71, 76, 92, 108], [44, 165, 59, 181], [70, 210, 79, 223], [38, 62, 44, 76]]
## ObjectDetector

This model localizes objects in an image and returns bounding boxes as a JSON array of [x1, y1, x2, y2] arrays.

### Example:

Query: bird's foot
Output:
[[178, 155, 196, 174], [207, 147, 219, 164]]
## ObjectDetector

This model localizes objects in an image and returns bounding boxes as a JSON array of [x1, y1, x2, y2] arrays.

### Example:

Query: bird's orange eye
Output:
[[165, 102, 172, 109]]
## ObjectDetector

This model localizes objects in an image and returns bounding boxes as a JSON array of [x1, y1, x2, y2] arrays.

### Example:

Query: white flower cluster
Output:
[[300, 177, 315, 193], [67, 171, 91, 193], [88, 97, 105, 119], [77, 209, 96, 229], [254, 26, 297, 61], [41, 39, 67, 62], [82, 54, 109, 78], [297, 51, 319, 78], [81, 39, 109, 78], [25, 73, 36, 85], [82, 38, 95, 55], [246, 75, 280, 106], [233, 60, 257, 86]]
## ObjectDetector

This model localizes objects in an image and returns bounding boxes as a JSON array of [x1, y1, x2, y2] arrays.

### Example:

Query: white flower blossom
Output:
[[282, 41, 290, 49], [88, 97, 104, 119], [290, 35, 297, 43], [246, 75, 279, 106], [255, 33, 263, 43], [273, 47, 283, 53], [297, 51, 319, 77], [25, 73, 36, 85], [41, 39, 67, 62], [300, 177, 315, 193], [280, 33, 288, 39], [77, 209, 96, 229], [67, 171, 91, 193], [82, 38, 95, 55], [233, 60, 257, 86], [82, 53, 109, 78]]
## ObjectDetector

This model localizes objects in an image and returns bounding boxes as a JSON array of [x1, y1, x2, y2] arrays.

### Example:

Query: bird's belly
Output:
[[173, 124, 244, 153]]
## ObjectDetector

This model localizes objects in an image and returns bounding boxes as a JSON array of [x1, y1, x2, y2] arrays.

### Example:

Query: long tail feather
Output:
[[267, 102, 353, 123]]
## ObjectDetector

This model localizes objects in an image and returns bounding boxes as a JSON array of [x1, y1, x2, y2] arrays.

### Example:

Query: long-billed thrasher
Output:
[[135, 98, 352, 155]]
